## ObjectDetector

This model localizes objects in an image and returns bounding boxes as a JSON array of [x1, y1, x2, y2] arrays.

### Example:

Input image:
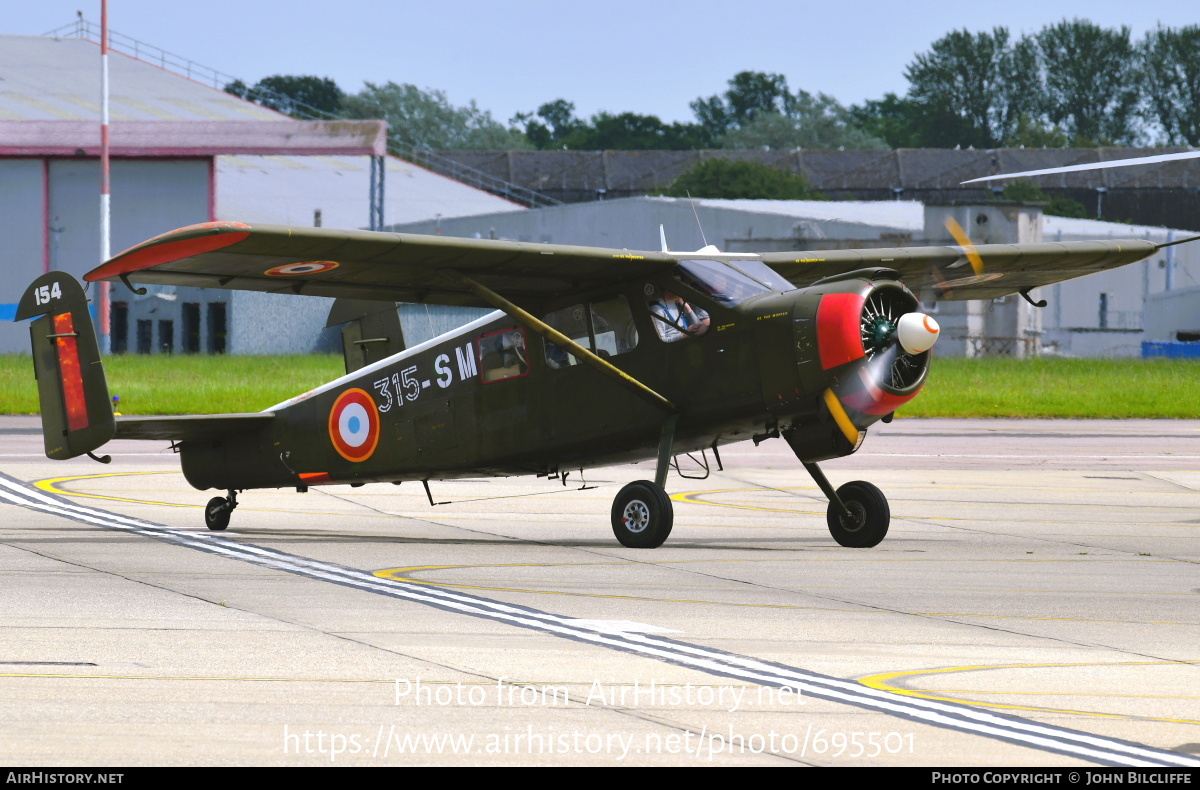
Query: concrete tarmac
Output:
[[1, 416, 1198, 767]]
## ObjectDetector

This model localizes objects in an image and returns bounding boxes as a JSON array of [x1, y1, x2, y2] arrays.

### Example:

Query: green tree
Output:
[[1037, 19, 1141, 145], [342, 82, 530, 151], [513, 102, 711, 150], [691, 71, 793, 138], [663, 159, 824, 200], [720, 89, 888, 150], [511, 99, 586, 149], [1140, 24, 1200, 146], [848, 92, 976, 149], [562, 112, 709, 150], [905, 27, 1041, 147], [223, 75, 344, 118]]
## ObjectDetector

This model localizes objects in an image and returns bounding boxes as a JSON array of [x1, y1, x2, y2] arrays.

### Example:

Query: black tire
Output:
[[205, 496, 231, 531], [826, 481, 889, 548], [611, 480, 673, 548]]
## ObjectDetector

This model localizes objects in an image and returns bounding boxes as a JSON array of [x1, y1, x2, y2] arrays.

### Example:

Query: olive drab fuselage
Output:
[[178, 271, 922, 493]]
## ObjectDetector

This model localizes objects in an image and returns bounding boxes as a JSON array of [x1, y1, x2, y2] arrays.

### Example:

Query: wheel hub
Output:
[[622, 499, 650, 533], [837, 500, 867, 532]]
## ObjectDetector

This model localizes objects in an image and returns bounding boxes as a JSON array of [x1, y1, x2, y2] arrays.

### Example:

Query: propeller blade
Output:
[[961, 150, 1200, 184], [944, 216, 985, 276]]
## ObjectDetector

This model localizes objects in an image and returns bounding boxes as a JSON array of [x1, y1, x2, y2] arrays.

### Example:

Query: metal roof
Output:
[[217, 154, 523, 228], [0, 35, 280, 122]]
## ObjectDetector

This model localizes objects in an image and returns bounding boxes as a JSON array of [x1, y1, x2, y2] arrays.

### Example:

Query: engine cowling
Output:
[[786, 271, 938, 462]]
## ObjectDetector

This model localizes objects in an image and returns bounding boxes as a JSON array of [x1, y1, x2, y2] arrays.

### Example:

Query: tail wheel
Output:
[[826, 481, 889, 548], [611, 480, 673, 549], [205, 497, 231, 531]]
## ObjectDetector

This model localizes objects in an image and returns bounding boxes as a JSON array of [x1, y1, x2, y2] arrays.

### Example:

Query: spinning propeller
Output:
[[858, 287, 940, 397], [921, 215, 987, 303]]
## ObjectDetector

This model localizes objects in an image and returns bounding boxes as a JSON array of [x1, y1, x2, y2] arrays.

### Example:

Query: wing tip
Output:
[[85, 222, 253, 282]]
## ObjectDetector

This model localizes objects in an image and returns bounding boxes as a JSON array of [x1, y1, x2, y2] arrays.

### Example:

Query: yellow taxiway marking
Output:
[[33, 472, 391, 519], [859, 661, 1200, 724], [374, 563, 1198, 625], [35, 471, 194, 507]]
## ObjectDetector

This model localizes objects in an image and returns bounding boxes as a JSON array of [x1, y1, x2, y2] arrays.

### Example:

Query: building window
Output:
[[111, 302, 128, 354], [136, 320, 152, 354], [182, 303, 200, 353], [158, 320, 174, 354], [207, 303, 227, 354]]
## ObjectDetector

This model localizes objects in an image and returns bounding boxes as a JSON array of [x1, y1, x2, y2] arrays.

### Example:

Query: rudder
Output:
[[15, 273, 114, 460]]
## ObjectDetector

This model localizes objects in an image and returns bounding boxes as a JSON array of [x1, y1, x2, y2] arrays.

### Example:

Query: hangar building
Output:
[[0, 33, 520, 356]]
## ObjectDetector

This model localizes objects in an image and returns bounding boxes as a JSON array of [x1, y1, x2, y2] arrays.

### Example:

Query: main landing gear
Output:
[[803, 462, 890, 547], [610, 416, 677, 549], [204, 490, 239, 532]]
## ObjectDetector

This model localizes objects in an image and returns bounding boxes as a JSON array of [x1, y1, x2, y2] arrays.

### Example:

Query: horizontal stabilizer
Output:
[[115, 413, 275, 442]]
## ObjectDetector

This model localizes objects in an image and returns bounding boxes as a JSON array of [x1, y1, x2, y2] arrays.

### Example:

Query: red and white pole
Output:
[[99, 0, 112, 353]]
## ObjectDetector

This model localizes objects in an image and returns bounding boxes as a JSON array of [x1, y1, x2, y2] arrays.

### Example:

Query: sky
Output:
[[7, 1, 1200, 125]]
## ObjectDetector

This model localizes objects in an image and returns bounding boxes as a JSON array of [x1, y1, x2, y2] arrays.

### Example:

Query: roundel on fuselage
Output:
[[328, 388, 380, 463]]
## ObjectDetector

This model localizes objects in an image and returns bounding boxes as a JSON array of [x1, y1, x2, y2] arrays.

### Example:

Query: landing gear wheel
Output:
[[826, 481, 889, 548], [204, 497, 231, 531], [611, 480, 673, 549]]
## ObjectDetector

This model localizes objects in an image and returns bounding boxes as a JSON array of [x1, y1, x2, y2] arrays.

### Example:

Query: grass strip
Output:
[[0, 354, 1195, 418]]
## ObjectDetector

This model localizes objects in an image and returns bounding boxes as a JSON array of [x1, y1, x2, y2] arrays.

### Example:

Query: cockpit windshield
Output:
[[677, 259, 794, 307]]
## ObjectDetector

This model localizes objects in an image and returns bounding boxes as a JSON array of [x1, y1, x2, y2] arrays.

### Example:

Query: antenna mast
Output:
[[99, 0, 111, 353]]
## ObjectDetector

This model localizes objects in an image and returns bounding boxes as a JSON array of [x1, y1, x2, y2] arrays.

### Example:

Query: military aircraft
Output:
[[14, 201, 1183, 549]]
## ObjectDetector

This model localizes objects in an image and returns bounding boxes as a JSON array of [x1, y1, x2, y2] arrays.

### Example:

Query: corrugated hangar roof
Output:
[[442, 148, 1200, 192], [0, 35, 280, 122]]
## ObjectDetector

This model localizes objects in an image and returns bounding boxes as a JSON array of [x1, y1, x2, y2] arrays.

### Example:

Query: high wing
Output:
[[85, 220, 1160, 305], [85, 221, 678, 307], [761, 240, 1158, 301]]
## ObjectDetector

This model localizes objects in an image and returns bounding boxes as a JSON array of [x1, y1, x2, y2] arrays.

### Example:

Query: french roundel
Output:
[[265, 261, 340, 277], [328, 388, 380, 463]]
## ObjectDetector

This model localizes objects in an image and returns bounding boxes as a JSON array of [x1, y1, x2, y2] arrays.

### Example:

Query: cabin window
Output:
[[477, 327, 529, 383], [542, 296, 638, 368], [646, 282, 710, 343]]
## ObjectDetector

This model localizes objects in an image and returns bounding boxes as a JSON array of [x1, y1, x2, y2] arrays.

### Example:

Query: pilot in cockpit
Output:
[[649, 281, 709, 343]]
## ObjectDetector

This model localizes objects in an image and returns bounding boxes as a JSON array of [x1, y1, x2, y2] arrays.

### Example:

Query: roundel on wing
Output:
[[265, 261, 340, 277], [328, 388, 380, 463]]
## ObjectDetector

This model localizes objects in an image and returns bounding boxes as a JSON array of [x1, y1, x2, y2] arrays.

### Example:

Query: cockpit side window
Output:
[[677, 259, 793, 306]]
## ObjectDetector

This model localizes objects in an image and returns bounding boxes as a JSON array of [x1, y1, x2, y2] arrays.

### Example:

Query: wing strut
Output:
[[444, 271, 677, 414]]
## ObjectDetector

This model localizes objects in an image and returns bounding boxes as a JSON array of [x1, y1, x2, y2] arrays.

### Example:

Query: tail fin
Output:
[[326, 298, 406, 375], [15, 273, 114, 460]]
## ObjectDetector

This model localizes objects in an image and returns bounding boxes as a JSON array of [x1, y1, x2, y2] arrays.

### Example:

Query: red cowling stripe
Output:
[[816, 292, 866, 370], [53, 313, 88, 432]]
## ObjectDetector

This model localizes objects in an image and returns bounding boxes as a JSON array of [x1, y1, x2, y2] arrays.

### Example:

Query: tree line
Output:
[[226, 19, 1200, 152]]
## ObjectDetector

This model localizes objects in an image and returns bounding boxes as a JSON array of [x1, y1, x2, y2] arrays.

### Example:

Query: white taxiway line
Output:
[[1, 472, 1196, 768]]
